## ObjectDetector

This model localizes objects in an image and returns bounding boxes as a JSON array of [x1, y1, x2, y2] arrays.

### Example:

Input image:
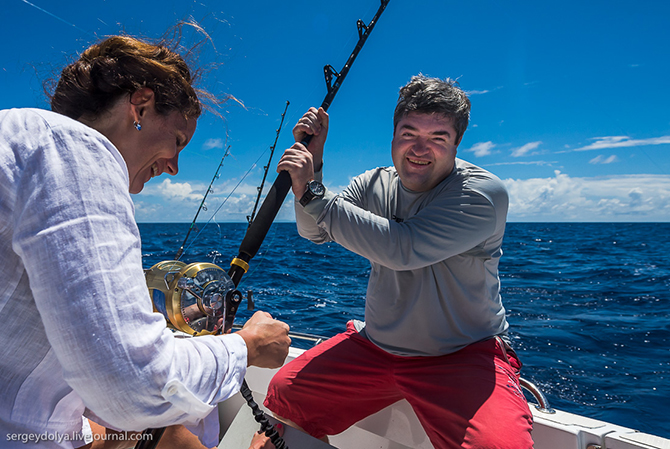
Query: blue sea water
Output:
[[139, 222, 670, 439]]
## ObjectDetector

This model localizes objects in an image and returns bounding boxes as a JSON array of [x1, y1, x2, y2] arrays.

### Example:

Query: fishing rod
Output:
[[229, 0, 390, 287], [225, 1, 390, 447], [138, 2, 390, 448], [174, 146, 231, 260], [247, 101, 290, 227]]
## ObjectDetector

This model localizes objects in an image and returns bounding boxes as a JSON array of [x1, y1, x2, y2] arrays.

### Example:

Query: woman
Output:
[[0, 34, 290, 449]]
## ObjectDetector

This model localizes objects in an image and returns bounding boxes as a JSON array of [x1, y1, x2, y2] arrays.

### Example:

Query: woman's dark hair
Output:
[[50, 34, 203, 120]]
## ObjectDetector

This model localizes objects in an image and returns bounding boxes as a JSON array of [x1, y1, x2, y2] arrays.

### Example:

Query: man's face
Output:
[[391, 112, 459, 192]]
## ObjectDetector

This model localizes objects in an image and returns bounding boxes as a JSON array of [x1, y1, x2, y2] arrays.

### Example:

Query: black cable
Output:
[[239, 380, 287, 449]]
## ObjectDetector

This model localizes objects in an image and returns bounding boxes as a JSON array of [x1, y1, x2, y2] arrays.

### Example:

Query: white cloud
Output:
[[589, 155, 619, 164], [135, 171, 670, 223], [466, 86, 502, 96], [132, 201, 162, 217], [511, 141, 542, 157], [133, 178, 301, 223], [503, 171, 670, 221], [486, 160, 556, 167], [155, 179, 203, 202], [466, 89, 489, 95], [466, 141, 496, 157], [575, 135, 670, 151], [203, 138, 225, 150]]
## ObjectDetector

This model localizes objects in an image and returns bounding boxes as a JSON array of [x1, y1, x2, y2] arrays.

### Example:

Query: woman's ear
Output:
[[129, 88, 155, 122]]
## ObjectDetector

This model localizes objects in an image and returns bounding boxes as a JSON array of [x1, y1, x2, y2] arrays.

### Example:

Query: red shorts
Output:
[[264, 321, 533, 449]]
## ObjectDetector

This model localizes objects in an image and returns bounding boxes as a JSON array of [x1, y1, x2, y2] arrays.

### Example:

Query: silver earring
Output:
[[133, 121, 142, 131]]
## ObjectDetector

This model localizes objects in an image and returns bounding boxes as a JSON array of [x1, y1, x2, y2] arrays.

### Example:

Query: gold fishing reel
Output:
[[146, 260, 242, 336]]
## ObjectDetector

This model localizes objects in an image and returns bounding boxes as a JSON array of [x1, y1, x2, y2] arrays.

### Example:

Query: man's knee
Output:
[[467, 432, 534, 449], [264, 363, 297, 417], [464, 415, 534, 449], [265, 364, 291, 400]]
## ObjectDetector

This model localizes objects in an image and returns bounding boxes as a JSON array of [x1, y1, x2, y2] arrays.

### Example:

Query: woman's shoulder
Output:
[[2, 107, 67, 124], [1, 108, 95, 142], [1, 108, 126, 180]]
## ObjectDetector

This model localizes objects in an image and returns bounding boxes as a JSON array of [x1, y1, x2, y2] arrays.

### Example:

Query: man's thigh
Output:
[[264, 321, 403, 439], [395, 338, 534, 449]]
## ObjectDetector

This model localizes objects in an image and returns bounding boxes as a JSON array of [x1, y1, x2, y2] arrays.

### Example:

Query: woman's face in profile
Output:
[[124, 107, 197, 194]]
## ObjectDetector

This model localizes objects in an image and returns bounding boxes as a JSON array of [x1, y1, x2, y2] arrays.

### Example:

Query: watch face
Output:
[[310, 181, 325, 196]]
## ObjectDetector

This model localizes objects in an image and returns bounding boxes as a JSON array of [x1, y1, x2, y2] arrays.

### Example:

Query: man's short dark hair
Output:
[[393, 75, 471, 145]]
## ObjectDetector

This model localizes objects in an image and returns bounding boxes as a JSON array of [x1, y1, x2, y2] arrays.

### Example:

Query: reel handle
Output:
[[223, 289, 242, 334]]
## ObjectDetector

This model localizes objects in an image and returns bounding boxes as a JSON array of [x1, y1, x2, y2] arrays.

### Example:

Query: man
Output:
[[266, 75, 533, 449]]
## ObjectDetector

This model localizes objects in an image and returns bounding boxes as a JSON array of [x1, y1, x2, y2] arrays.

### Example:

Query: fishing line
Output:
[[249, 8, 381, 135], [19, 0, 97, 38], [248, 101, 291, 225], [583, 95, 670, 176], [175, 146, 231, 260], [275, 4, 377, 129], [178, 104, 294, 260], [338, 3, 377, 60], [177, 140, 282, 259]]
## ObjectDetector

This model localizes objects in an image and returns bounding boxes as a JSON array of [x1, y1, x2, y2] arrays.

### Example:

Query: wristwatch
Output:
[[299, 180, 326, 206]]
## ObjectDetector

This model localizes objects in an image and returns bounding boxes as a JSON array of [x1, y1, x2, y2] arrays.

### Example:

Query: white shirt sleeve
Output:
[[8, 110, 246, 434]]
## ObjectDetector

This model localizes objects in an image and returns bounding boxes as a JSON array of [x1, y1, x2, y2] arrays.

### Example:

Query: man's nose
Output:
[[411, 137, 430, 155]]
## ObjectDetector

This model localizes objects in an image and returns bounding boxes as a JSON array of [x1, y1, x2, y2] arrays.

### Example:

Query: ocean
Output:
[[139, 222, 670, 439]]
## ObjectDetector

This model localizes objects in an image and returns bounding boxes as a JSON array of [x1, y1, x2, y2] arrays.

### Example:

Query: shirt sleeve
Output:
[[9, 115, 246, 432], [301, 170, 502, 271]]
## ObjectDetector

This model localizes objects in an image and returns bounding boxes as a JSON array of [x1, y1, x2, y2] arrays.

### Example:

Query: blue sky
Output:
[[3, 0, 669, 222]]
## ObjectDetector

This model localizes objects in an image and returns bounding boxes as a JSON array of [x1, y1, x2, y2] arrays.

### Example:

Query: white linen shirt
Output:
[[0, 109, 247, 448]]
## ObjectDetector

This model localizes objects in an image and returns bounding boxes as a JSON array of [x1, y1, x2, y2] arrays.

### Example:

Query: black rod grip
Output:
[[229, 134, 315, 287], [238, 170, 292, 261]]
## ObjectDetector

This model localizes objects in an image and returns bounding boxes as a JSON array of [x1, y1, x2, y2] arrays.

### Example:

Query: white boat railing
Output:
[[519, 377, 555, 414]]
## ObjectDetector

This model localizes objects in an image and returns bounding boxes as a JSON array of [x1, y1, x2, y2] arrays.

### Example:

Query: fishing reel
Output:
[[146, 260, 242, 336]]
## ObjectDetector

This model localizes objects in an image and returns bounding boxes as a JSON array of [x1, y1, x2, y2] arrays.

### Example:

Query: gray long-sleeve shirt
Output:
[[296, 158, 509, 356]]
